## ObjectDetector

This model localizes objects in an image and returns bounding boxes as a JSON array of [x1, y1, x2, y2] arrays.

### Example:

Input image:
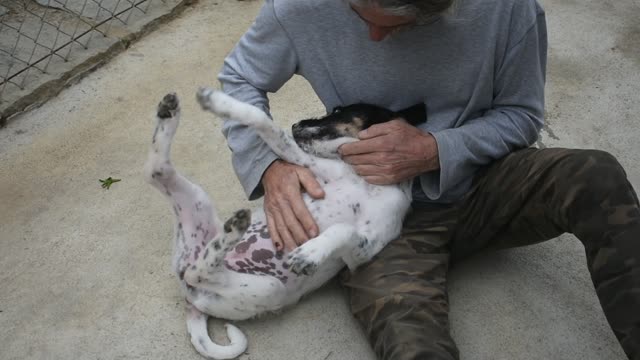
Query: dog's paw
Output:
[[157, 93, 179, 119], [196, 87, 231, 117], [183, 265, 203, 287], [195, 87, 214, 110], [285, 243, 326, 276], [224, 209, 251, 234]]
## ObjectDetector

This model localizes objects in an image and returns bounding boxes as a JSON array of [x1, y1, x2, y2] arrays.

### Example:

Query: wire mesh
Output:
[[0, 0, 157, 103]]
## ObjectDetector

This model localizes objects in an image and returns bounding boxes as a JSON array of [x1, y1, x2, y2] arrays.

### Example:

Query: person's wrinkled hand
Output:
[[339, 119, 439, 185], [261, 160, 325, 251]]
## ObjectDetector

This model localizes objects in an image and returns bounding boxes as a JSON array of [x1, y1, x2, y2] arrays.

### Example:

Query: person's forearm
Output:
[[424, 104, 543, 198]]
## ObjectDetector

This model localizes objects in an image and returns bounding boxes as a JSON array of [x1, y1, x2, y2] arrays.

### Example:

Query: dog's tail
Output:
[[187, 306, 248, 359]]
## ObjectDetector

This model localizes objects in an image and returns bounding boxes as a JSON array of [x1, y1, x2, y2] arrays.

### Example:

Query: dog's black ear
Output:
[[396, 103, 427, 126]]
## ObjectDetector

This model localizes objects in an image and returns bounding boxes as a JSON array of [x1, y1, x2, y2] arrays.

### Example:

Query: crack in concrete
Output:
[[543, 122, 560, 141]]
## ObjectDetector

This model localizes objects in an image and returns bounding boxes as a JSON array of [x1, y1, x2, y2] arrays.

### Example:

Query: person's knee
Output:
[[557, 149, 630, 204], [568, 149, 627, 185], [557, 149, 639, 238]]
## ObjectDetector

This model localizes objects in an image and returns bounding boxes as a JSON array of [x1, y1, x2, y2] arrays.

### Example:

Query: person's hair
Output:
[[348, 0, 456, 23]]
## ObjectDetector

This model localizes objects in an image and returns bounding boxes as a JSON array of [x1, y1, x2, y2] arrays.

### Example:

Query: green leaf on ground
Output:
[[99, 177, 121, 189]]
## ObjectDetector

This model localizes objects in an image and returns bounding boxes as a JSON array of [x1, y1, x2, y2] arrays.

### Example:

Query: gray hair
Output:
[[348, 0, 456, 23]]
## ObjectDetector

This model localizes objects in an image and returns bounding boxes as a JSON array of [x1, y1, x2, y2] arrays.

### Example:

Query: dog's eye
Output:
[[332, 107, 342, 114]]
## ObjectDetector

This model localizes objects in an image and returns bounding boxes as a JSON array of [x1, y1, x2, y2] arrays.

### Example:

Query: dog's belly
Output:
[[222, 179, 364, 286], [223, 211, 300, 285]]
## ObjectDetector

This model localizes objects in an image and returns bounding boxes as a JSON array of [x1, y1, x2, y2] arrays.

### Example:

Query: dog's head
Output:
[[292, 103, 427, 158]]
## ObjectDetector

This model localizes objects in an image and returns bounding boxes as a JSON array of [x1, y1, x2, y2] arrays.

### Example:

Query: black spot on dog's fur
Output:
[[350, 203, 361, 215], [251, 249, 274, 263], [151, 126, 159, 144], [235, 240, 251, 253], [258, 226, 270, 239]]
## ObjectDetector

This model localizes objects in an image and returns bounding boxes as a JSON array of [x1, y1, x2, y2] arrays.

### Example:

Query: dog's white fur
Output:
[[144, 90, 412, 359]]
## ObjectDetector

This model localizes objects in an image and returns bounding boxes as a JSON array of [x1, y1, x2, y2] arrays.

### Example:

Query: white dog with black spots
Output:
[[144, 89, 426, 359]]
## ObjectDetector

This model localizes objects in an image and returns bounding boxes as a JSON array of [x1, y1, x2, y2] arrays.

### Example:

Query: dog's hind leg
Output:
[[145, 93, 250, 359], [144, 93, 223, 278], [184, 208, 251, 286], [196, 88, 317, 169]]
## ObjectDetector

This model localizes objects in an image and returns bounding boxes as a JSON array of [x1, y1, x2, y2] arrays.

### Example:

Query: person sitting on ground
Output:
[[217, 0, 640, 358]]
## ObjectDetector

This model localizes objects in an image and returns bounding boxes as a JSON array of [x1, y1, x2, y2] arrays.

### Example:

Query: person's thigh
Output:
[[451, 147, 586, 258]]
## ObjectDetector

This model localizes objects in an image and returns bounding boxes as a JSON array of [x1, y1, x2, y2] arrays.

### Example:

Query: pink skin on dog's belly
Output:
[[223, 220, 298, 284]]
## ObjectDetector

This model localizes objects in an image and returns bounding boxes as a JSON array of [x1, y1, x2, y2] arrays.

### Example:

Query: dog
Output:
[[144, 89, 426, 359]]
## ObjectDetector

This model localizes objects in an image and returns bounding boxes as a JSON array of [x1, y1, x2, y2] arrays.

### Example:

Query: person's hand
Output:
[[261, 160, 325, 251], [339, 119, 439, 185]]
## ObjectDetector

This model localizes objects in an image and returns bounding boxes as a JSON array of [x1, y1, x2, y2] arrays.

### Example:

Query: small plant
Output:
[[99, 177, 121, 189]]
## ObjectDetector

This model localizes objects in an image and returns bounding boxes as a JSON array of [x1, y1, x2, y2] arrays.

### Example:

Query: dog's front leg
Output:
[[196, 88, 317, 169]]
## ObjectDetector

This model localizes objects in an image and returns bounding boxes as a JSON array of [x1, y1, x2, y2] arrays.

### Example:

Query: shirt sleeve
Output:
[[217, 0, 298, 200], [420, 10, 548, 201]]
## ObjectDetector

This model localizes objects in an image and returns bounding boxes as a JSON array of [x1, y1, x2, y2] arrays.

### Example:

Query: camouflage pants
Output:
[[341, 148, 640, 360]]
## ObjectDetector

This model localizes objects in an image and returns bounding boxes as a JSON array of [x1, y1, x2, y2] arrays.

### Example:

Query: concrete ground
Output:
[[0, 0, 638, 359]]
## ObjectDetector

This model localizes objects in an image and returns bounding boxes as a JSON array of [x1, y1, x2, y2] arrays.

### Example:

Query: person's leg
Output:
[[451, 148, 640, 359], [342, 204, 459, 360]]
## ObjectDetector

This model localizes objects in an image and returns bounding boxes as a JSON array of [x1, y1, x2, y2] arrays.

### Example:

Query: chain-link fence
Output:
[[0, 0, 185, 124]]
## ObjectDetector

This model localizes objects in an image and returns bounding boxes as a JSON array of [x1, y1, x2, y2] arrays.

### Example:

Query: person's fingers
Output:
[[289, 192, 319, 240], [265, 210, 283, 251], [273, 210, 297, 251], [352, 163, 389, 177], [357, 119, 409, 141], [362, 175, 393, 185], [341, 152, 385, 166], [357, 121, 394, 139], [278, 197, 309, 245], [339, 136, 388, 156], [295, 167, 321, 239]]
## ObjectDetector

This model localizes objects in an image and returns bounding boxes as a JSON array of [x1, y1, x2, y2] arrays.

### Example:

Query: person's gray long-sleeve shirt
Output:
[[218, 0, 547, 203]]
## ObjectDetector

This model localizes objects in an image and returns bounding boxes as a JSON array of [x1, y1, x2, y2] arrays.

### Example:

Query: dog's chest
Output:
[[304, 177, 371, 229]]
